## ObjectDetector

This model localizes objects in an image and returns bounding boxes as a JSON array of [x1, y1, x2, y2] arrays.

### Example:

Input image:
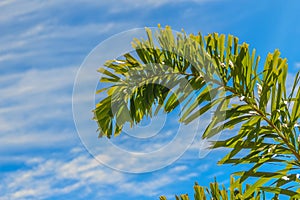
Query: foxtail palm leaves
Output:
[[94, 25, 300, 198], [160, 177, 269, 200]]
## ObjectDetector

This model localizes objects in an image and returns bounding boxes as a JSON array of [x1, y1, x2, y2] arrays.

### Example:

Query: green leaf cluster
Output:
[[94, 25, 300, 198], [160, 177, 273, 200]]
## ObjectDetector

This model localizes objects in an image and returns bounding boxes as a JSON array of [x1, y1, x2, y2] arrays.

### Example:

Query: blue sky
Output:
[[1, 1, 300, 199]]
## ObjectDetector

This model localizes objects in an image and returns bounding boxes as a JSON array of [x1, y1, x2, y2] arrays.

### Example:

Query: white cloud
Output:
[[0, 148, 200, 200], [168, 165, 188, 173], [93, 0, 220, 13], [0, 66, 78, 152], [0, 0, 219, 25], [0, 130, 74, 152], [0, 22, 121, 68], [294, 62, 300, 69], [0, 150, 123, 199], [0, 0, 44, 23], [0, 67, 76, 98]]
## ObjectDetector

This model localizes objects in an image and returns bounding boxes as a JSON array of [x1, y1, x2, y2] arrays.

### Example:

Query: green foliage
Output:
[[94, 25, 300, 198], [160, 177, 269, 200]]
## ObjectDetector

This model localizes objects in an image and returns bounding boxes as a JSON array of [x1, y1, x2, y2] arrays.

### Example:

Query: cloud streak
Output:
[[0, 66, 78, 154], [0, 147, 202, 200]]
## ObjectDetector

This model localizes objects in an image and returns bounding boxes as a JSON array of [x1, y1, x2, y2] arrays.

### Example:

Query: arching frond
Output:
[[94, 25, 300, 198]]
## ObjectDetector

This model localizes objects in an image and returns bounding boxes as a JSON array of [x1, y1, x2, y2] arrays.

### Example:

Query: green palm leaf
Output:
[[94, 25, 300, 198]]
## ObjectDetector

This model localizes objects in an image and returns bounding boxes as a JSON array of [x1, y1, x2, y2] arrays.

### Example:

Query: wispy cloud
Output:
[[0, 0, 221, 18], [0, 147, 199, 200], [96, 0, 220, 13], [0, 150, 122, 199], [294, 62, 300, 69], [0, 66, 78, 153]]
